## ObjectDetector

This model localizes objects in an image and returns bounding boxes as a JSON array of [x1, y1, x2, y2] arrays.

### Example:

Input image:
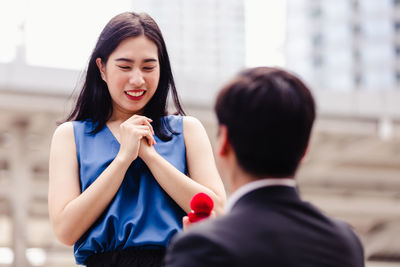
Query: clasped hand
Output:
[[116, 115, 157, 163]]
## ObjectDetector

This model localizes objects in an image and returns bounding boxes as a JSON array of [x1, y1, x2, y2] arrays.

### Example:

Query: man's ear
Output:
[[299, 144, 309, 164], [96, 58, 106, 82], [217, 125, 231, 157]]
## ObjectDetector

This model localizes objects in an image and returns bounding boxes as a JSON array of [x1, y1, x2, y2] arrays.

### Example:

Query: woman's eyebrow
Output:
[[143, 58, 158, 63], [115, 58, 134, 63], [114, 58, 157, 63]]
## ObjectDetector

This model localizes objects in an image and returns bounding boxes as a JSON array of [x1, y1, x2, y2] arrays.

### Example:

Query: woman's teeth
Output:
[[126, 91, 145, 97]]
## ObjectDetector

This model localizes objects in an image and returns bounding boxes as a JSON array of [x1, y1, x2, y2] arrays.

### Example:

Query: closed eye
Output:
[[118, 65, 130, 70]]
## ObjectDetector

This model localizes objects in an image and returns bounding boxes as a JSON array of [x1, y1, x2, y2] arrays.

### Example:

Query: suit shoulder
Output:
[[331, 218, 364, 245], [165, 222, 234, 267], [173, 217, 230, 243]]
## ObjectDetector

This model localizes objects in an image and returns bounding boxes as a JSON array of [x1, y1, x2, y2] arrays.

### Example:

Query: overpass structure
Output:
[[0, 87, 399, 266]]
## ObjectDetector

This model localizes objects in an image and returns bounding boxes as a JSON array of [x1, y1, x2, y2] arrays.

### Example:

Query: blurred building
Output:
[[132, 0, 246, 105], [286, 0, 399, 121], [286, 0, 400, 264], [286, 0, 396, 91], [0, 0, 400, 266]]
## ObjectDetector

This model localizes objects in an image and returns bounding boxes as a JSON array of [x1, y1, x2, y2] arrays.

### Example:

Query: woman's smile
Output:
[[125, 89, 146, 100]]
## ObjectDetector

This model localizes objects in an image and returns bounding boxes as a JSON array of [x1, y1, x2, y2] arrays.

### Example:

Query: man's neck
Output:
[[227, 167, 264, 195], [229, 176, 254, 195], [228, 167, 294, 196]]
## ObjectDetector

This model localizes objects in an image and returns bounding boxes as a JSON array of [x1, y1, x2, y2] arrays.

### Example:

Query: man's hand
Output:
[[182, 211, 216, 231]]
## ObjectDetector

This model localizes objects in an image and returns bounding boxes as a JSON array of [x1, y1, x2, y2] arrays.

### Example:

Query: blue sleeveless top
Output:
[[72, 115, 187, 265]]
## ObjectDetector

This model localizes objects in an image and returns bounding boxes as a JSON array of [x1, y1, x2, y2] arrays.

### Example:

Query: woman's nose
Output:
[[129, 69, 145, 87]]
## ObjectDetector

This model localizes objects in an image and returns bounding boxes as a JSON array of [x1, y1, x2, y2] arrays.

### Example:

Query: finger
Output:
[[129, 125, 150, 135], [144, 120, 155, 136], [128, 116, 155, 135], [182, 216, 191, 231], [128, 114, 152, 123], [210, 210, 216, 219], [135, 127, 156, 146], [143, 117, 154, 135], [144, 129, 157, 145], [134, 127, 152, 139], [134, 125, 156, 145], [126, 115, 150, 125]]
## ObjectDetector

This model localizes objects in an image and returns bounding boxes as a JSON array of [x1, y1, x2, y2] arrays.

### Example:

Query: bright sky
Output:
[[244, 0, 286, 67], [0, 0, 132, 68], [0, 0, 287, 69]]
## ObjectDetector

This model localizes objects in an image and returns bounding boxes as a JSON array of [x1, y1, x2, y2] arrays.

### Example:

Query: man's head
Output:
[[214, 67, 315, 181]]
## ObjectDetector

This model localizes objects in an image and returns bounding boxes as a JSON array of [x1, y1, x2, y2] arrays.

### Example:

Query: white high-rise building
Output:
[[286, 0, 397, 92], [132, 0, 246, 106]]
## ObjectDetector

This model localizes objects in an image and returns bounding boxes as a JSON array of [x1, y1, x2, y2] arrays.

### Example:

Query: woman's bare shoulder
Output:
[[51, 121, 74, 143], [182, 115, 204, 130]]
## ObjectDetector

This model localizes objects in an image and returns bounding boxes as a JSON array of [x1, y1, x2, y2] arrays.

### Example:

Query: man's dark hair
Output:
[[215, 67, 316, 177]]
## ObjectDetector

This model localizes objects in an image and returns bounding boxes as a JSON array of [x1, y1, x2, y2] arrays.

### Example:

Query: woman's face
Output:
[[97, 35, 160, 116]]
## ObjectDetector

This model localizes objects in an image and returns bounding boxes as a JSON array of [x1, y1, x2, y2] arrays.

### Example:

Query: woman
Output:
[[48, 12, 226, 267]]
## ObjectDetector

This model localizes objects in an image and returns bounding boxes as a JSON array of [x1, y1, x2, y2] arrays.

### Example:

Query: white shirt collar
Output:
[[225, 178, 296, 212]]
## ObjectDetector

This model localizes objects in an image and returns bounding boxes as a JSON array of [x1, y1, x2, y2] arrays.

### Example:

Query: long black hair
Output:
[[65, 12, 185, 141]]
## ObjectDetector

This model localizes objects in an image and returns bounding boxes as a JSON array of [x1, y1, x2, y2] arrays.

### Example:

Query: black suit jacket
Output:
[[164, 186, 364, 267]]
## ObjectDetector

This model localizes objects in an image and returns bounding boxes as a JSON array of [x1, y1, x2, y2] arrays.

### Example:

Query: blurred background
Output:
[[0, 0, 399, 266]]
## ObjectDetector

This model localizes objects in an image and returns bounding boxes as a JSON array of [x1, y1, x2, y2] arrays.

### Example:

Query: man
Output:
[[164, 67, 365, 267]]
